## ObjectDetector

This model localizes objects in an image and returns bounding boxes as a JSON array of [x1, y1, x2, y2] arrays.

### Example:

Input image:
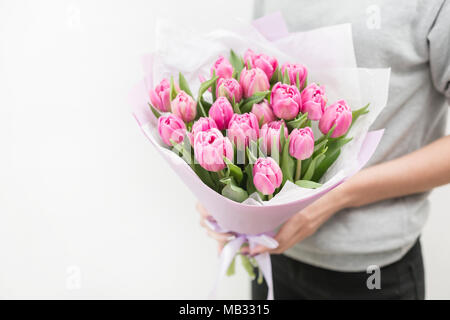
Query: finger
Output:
[[218, 241, 226, 255], [206, 229, 235, 242], [249, 244, 271, 256], [196, 202, 210, 218], [199, 217, 211, 230], [199, 217, 224, 233]]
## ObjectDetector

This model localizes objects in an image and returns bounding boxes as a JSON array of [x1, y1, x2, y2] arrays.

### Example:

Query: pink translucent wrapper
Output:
[[130, 12, 390, 299]]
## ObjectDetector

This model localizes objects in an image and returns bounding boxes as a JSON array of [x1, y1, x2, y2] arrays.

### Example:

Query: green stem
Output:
[[268, 194, 273, 200], [295, 159, 302, 181], [218, 170, 225, 179]]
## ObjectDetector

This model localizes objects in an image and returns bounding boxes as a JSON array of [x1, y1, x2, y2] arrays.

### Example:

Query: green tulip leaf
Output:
[[295, 180, 323, 189], [279, 122, 286, 152], [270, 66, 281, 85], [352, 103, 370, 124], [148, 102, 161, 119], [258, 115, 265, 127], [257, 267, 264, 284], [226, 255, 236, 276], [196, 76, 217, 118], [313, 138, 328, 154], [223, 156, 243, 185], [178, 72, 193, 98], [302, 148, 327, 181], [192, 164, 218, 191], [270, 136, 280, 165], [211, 70, 217, 102], [280, 137, 295, 185], [246, 146, 258, 164], [198, 75, 218, 98], [230, 49, 244, 78], [312, 137, 353, 182], [221, 177, 249, 203], [244, 164, 256, 195], [170, 76, 178, 101], [232, 96, 242, 114], [240, 91, 270, 114], [182, 134, 193, 165], [283, 68, 290, 85], [240, 254, 256, 280], [302, 77, 308, 90], [287, 113, 308, 130]]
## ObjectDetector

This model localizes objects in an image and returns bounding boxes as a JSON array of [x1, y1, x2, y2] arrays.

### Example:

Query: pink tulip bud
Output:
[[227, 113, 259, 149], [301, 83, 327, 121], [260, 120, 289, 155], [157, 114, 186, 146], [319, 100, 353, 138], [208, 97, 234, 130], [149, 78, 171, 112], [271, 82, 302, 120], [281, 63, 308, 88], [289, 127, 315, 160], [211, 55, 233, 79], [239, 67, 270, 98], [251, 100, 275, 126], [216, 78, 243, 103], [244, 49, 278, 80], [253, 157, 283, 195], [171, 91, 197, 123], [194, 128, 234, 172], [191, 117, 218, 145]]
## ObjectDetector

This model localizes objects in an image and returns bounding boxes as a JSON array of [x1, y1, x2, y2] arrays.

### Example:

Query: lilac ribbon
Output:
[[207, 221, 279, 300]]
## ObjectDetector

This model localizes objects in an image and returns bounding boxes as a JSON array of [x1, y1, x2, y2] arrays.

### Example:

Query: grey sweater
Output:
[[255, 0, 450, 271]]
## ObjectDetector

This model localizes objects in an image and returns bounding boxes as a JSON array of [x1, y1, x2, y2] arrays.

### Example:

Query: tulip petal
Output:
[[253, 172, 275, 195]]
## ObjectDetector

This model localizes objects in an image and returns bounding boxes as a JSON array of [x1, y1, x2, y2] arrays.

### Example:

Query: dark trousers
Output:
[[252, 240, 425, 300]]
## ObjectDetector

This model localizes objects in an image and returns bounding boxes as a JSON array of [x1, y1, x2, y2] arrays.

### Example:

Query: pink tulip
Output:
[[244, 49, 278, 80], [253, 157, 282, 195], [319, 100, 353, 138], [281, 63, 308, 88], [194, 128, 233, 172], [209, 97, 234, 130], [271, 82, 302, 120], [191, 117, 218, 145], [171, 91, 197, 123], [251, 100, 275, 126], [239, 67, 270, 98], [289, 127, 315, 160], [211, 55, 233, 79], [157, 114, 186, 146], [149, 78, 171, 112], [301, 83, 327, 121], [216, 78, 243, 103], [260, 120, 289, 155], [227, 113, 259, 149]]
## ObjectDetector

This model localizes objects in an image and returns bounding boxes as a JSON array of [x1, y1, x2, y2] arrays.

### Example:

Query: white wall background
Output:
[[0, 0, 448, 299]]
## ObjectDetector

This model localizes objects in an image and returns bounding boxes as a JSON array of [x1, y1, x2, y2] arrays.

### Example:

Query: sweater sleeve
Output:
[[428, 0, 450, 104]]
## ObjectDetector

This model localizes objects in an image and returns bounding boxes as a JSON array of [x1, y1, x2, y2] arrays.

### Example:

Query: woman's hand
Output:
[[248, 184, 350, 255], [198, 135, 450, 256], [196, 202, 235, 254]]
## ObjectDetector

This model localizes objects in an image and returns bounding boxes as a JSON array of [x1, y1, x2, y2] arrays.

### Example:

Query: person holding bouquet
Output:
[[198, 0, 450, 300]]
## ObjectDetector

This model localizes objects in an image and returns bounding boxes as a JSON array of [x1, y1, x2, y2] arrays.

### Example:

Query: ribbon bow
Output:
[[207, 220, 279, 300]]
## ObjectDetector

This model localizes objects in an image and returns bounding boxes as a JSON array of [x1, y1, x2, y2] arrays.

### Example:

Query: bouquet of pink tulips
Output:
[[131, 13, 390, 299], [149, 49, 368, 203]]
